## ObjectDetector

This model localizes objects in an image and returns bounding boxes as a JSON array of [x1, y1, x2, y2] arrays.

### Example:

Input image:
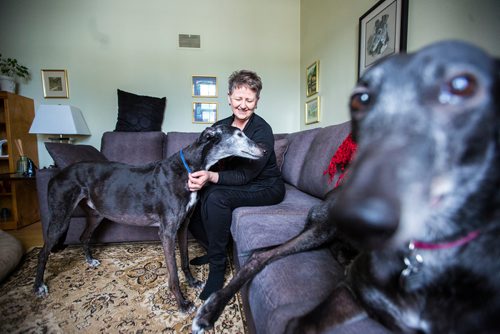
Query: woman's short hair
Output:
[[228, 70, 263, 98]]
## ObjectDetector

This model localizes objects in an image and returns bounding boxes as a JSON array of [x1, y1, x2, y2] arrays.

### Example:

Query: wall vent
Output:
[[178, 34, 201, 48]]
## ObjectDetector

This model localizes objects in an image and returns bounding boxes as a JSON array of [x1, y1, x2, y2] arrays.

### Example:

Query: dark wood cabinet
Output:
[[0, 92, 40, 230]]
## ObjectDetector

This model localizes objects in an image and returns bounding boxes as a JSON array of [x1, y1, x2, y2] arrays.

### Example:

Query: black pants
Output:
[[189, 180, 285, 266]]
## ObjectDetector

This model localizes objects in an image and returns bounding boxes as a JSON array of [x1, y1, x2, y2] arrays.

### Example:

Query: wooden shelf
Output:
[[0, 92, 40, 230], [0, 220, 17, 230]]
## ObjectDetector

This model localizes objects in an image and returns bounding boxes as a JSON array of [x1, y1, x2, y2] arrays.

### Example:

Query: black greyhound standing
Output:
[[193, 41, 500, 333], [34, 124, 266, 313]]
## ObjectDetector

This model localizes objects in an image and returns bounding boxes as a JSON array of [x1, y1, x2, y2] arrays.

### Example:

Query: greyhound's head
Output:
[[199, 124, 265, 170], [332, 40, 500, 251]]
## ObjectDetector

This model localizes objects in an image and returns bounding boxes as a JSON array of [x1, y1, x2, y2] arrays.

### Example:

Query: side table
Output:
[[0, 173, 39, 230]]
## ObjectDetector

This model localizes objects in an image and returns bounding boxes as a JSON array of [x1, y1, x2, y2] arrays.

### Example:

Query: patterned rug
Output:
[[0, 242, 247, 333]]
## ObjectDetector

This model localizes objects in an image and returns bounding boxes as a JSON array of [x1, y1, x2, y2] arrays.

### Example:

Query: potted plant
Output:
[[0, 54, 30, 93]]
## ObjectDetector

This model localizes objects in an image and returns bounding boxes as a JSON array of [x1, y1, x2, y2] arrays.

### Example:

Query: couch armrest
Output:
[[101, 131, 167, 165]]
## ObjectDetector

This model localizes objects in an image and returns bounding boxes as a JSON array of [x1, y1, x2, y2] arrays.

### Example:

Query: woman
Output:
[[188, 70, 285, 300]]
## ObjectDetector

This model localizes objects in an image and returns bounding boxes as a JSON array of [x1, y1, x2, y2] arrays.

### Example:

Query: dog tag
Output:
[[400, 242, 424, 291]]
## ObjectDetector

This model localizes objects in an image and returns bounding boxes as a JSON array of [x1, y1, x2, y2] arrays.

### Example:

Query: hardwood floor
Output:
[[4, 221, 44, 252]]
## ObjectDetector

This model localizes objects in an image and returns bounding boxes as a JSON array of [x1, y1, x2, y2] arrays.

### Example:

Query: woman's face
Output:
[[228, 85, 259, 123]]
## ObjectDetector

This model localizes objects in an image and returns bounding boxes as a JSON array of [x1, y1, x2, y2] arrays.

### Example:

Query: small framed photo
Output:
[[192, 75, 217, 97], [305, 96, 320, 125], [193, 102, 218, 124], [358, 0, 408, 78], [41, 69, 69, 98], [306, 61, 319, 97]]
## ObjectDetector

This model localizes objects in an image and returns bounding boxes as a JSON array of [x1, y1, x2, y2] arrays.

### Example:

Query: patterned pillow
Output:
[[45, 143, 108, 168], [115, 89, 166, 132]]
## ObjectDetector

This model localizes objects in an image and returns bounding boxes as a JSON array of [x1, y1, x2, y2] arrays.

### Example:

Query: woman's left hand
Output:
[[188, 170, 218, 191]]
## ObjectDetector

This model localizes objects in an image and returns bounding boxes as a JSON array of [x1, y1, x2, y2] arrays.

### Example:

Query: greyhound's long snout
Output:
[[333, 196, 399, 248], [331, 145, 402, 248]]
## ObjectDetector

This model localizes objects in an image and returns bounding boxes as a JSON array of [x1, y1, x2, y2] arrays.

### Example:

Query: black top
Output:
[[213, 113, 282, 189]]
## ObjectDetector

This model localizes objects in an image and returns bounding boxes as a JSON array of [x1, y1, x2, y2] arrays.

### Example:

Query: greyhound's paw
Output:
[[34, 283, 49, 298], [190, 279, 204, 289], [192, 294, 217, 333], [179, 299, 196, 314], [87, 258, 101, 268]]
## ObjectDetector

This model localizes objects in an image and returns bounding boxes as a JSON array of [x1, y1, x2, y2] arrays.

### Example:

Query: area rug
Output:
[[0, 242, 247, 333]]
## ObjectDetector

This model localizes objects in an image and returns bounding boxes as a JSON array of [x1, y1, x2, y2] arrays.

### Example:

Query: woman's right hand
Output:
[[188, 170, 219, 191]]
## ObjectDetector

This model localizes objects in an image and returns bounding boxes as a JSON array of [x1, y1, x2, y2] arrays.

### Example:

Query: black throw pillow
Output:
[[115, 89, 166, 132]]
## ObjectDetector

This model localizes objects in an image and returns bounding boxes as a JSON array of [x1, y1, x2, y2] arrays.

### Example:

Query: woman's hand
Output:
[[188, 170, 219, 191]]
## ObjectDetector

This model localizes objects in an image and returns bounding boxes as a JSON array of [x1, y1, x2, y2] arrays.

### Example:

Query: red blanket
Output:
[[323, 133, 357, 188]]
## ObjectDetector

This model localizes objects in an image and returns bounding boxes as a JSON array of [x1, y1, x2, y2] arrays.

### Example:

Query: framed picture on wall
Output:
[[192, 75, 217, 97], [41, 69, 69, 98], [306, 61, 319, 97], [358, 0, 408, 78], [193, 102, 218, 123], [305, 96, 320, 125]]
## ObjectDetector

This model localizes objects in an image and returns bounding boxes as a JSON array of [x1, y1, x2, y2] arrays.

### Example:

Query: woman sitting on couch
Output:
[[187, 69, 285, 300]]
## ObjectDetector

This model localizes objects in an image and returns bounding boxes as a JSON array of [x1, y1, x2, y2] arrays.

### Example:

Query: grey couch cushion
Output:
[[248, 249, 344, 334], [297, 122, 351, 199], [231, 184, 322, 263], [274, 137, 289, 171], [101, 131, 166, 165], [45, 143, 108, 168], [281, 127, 321, 187], [165, 132, 199, 157]]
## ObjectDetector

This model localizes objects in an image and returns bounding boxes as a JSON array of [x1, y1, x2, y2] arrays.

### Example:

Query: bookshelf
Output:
[[0, 92, 40, 230]]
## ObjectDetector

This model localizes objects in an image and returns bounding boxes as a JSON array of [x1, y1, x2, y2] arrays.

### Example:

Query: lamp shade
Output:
[[29, 105, 91, 135]]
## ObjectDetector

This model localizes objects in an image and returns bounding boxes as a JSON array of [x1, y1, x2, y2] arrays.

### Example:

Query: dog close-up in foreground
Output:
[[33, 124, 265, 313], [193, 40, 500, 333]]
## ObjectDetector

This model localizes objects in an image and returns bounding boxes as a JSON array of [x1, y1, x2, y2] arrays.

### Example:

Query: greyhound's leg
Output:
[[80, 205, 104, 267], [34, 208, 74, 297], [178, 216, 203, 288], [193, 198, 340, 332], [34, 184, 84, 297], [34, 241, 56, 297], [159, 220, 194, 313], [284, 283, 366, 334]]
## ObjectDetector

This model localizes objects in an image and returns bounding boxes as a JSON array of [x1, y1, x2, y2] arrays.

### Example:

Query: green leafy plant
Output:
[[0, 54, 30, 80]]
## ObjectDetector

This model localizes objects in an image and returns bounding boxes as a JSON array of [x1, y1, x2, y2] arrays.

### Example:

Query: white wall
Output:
[[3, 0, 500, 166], [0, 0, 300, 167], [300, 0, 500, 130]]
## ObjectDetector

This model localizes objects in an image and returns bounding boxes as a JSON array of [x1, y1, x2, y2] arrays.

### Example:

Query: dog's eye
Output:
[[448, 74, 477, 97], [350, 92, 371, 112]]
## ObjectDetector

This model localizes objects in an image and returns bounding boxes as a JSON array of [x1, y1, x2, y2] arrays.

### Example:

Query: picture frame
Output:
[[305, 96, 320, 125], [306, 61, 319, 97], [358, 0, 408, 78], [41, 69, 69, 98], [192, 75, 217, 97], [192, 102, 218, 124]]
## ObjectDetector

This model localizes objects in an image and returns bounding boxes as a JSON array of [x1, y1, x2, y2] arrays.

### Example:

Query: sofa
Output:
[[36, 122, 390, 333]]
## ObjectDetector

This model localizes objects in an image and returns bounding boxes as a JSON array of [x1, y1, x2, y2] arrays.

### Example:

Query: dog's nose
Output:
[[333, 197, 399, 248], [258, 143, 267, 155]]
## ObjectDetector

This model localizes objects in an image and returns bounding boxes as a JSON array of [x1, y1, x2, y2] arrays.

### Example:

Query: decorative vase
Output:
[[0, 75, 16, 93]]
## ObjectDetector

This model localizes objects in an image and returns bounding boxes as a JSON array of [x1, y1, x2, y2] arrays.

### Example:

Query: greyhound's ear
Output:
[[200, 126, 222, 144], [203, 127, 216, 138]]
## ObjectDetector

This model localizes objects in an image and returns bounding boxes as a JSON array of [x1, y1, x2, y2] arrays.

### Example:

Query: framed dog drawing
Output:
[[358, 0, 408, 78]]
